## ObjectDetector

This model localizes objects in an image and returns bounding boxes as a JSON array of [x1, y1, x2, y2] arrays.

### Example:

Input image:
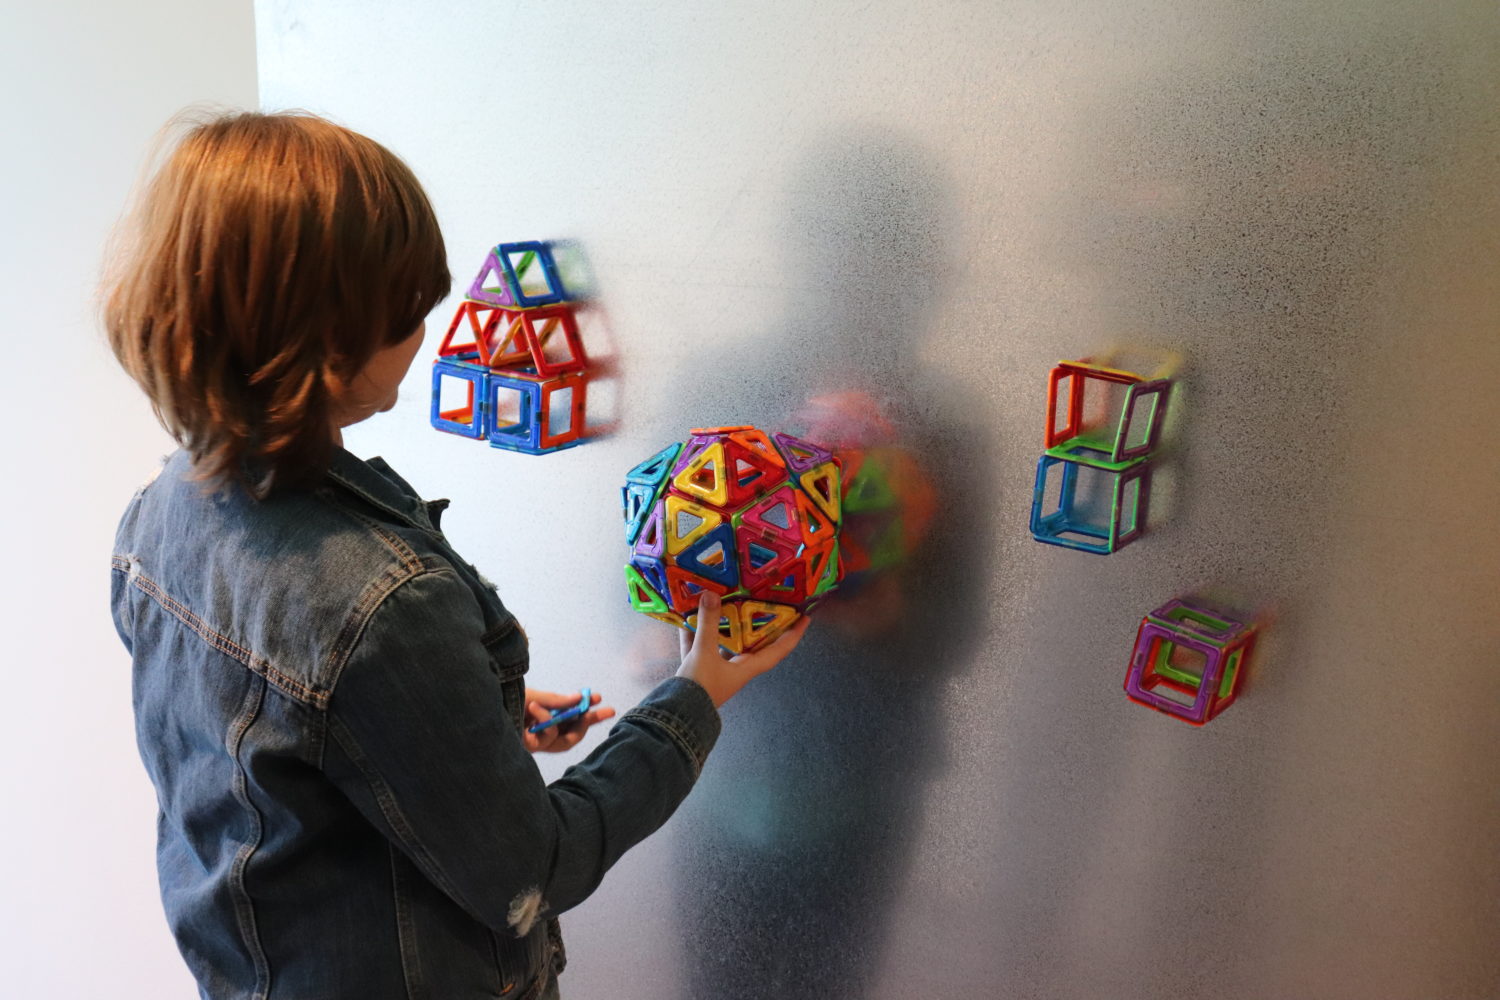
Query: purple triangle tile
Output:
[[632, 503, 667, 559], [466, 249, 518, 307], [671, 432, 722, 476], [771, 432, 834, 474]]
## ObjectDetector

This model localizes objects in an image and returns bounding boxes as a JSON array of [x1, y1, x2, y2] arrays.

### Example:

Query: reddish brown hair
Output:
[[104, 110, 450, 497]]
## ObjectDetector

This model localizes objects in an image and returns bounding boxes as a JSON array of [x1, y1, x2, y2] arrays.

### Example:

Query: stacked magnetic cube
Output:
[[1029, 360, 1173, 553], [430, 241, 596, 454], [622, 426, 844, 654], [1124, 598, 1257, 724]]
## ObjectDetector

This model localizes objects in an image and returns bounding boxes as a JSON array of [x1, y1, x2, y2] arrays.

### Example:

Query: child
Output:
[[103, 110, 809, 1000]]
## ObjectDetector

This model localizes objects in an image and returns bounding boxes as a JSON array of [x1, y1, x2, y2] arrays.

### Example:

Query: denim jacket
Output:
[[110, 448, 720, 1000]]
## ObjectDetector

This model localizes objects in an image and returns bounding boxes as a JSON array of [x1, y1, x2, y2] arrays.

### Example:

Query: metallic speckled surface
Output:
[[259, 2, 1500, 996]]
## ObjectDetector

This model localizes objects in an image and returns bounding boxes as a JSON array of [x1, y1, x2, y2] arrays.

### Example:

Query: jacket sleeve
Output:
[[321, 564, 720, 936]]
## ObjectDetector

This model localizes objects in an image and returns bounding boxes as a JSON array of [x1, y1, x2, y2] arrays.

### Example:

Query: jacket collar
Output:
[[324, 447, 437, 532]]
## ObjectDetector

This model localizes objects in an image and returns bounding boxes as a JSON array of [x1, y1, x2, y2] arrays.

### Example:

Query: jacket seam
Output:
[[622, 706, 707, 777], [324, 559, 432, 694], [226, 676, 272, 1000], [113, 561, 329, 709], [480, 617, 519, 646], [389, 844, 426, 1000], [316, 495, 434, 692], [321, 484, 432, 563], [325, 468, 427, 530], [327, 712, 497, 928]]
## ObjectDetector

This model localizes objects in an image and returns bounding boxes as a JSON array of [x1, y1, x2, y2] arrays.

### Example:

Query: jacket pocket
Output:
[[481, 617, 530, 732], [491, 923, 552, 999]]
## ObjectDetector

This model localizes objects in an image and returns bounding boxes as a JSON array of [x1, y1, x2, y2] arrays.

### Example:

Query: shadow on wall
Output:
[[640, 127, 1000, 1000]]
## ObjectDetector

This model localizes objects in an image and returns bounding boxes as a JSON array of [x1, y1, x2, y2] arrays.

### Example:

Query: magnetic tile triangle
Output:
[[740, 601, 800, 650], [804, 542, 837, 594], [665, 563, 732, 614], [771, 431, 834, 474], [633, 501, 667, 558], [794, 487, 834, 547], [468, 250, 518, 306], [799, 461, 842, 523], [438, 302, 487, 358], [622, 483, 657, 545], [625, 564, 671, 614], [735, 525, 802, 589], [627, 442, 684, 488], [629, 554, 670, 599], [727, 428, 786, 469], [523, 308, 588, 375], [672, 442, 731, 508], [687, 604, 743, 651], [677, 523, 740, 588], [813, 540, 842, 595], [740, 485, 801, 543], [721, 436, 790, 509], [756, 559, 808, 601], [671, 435, 716, 477], [480, 312, 529, 368], [664, 494, 722, 555]]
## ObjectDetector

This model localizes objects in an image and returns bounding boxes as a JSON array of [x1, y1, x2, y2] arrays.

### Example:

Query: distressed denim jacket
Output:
[[111, 448, 720, 1000]]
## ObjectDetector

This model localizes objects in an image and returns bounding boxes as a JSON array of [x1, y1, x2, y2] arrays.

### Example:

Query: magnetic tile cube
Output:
[[1029, 453, 1151, 554], [429, 359, 590, 455], [484, 369, 590, 455], [430, 357, 489, 438], [1124, 598, 1256, 725], [1046, 360, 1171, 469]]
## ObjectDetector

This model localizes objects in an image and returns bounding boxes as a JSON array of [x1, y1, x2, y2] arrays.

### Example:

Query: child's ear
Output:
[[323, 365, 362, 427]]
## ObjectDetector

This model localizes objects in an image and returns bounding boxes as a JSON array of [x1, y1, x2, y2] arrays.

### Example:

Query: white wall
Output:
[[0, 3, 257, 995], [253, 4, 1500, 1000]]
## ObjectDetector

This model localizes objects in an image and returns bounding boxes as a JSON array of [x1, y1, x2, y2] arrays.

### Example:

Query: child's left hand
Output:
[[522, 689, 616, 753]]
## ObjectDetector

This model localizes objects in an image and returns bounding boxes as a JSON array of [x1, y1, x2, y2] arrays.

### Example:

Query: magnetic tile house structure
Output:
[[430, 241, 598, 455], [1029, 359, 1172, 553]]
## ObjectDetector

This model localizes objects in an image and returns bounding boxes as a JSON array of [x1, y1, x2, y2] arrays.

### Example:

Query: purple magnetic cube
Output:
[[1123, 598, 1256, 725]]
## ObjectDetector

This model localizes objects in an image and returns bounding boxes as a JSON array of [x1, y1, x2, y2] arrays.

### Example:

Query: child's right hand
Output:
[[675, 591, 811, 708]]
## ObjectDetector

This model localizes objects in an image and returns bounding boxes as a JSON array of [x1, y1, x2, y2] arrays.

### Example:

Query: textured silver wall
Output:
[[259, 2, 1500, 997]]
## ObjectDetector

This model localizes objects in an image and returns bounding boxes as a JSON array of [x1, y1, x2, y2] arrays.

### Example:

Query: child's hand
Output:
[[522, 690, 616, 753], [676, 591, 811, 708]]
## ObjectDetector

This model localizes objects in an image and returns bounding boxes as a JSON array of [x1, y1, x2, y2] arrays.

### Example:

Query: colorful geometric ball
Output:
[[622, 425, 844, 653]]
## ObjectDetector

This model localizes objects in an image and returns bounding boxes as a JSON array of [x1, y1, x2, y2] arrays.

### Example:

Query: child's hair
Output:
[[103, 110, 450, 498]]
